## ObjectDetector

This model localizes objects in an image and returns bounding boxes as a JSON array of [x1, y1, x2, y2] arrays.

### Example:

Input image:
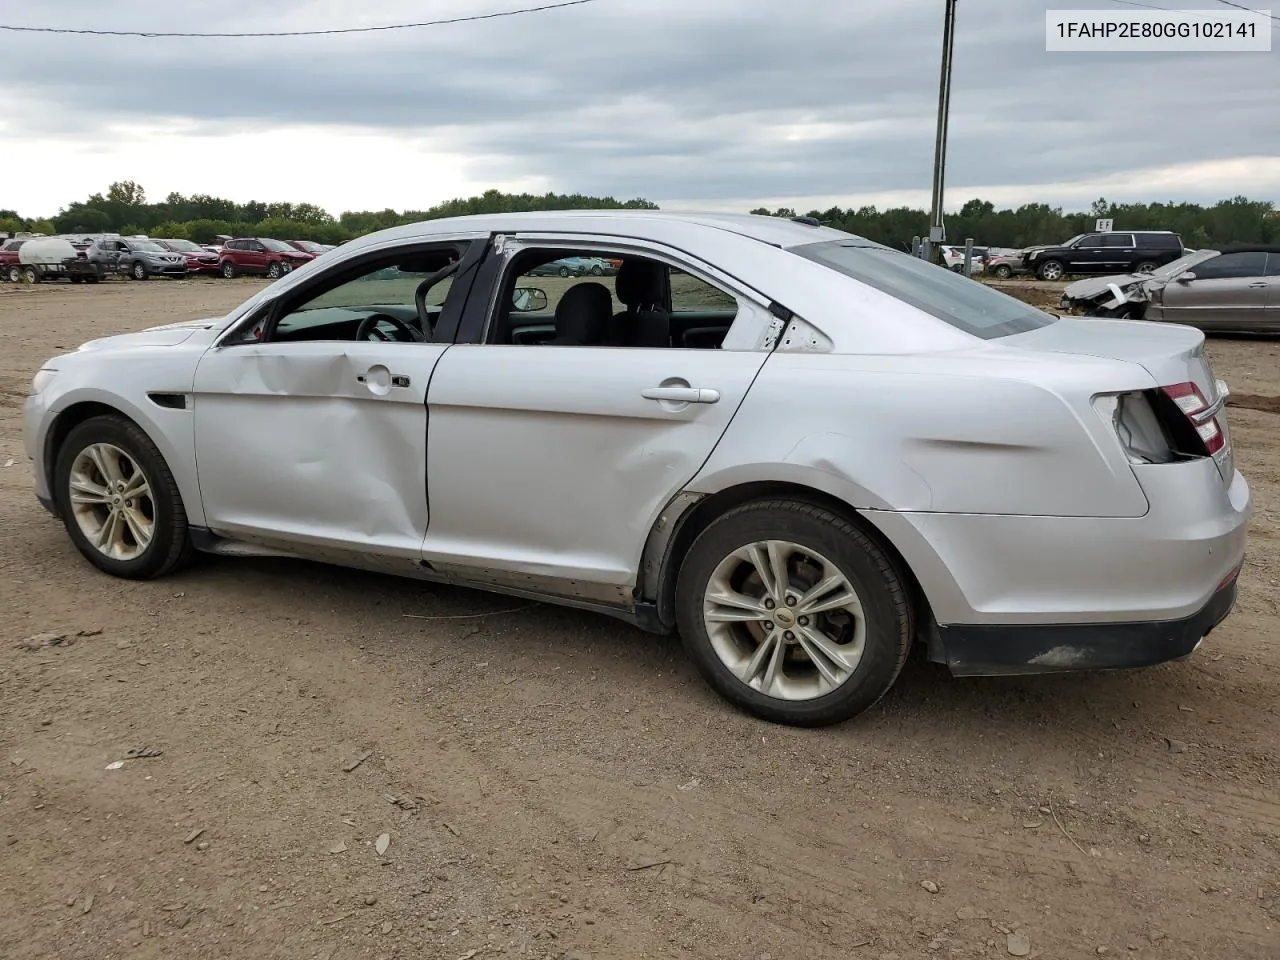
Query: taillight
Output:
[[1094, 379, 1230, 466], [1160, 382, 1224, 455]]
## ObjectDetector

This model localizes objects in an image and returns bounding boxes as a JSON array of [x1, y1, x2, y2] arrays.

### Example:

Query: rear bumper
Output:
[[864, 458, 1250, 627], [937, 576, 1238, 676]]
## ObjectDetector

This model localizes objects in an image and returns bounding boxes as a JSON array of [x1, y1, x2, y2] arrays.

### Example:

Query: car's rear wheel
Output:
[[221, 261, 237, 279], [675, 499, 912, 727], [1134, 260, 1157, 274], [54, 415, 192, 580], [1037, 260, 1065, 281], [267, 261, 283, 279], [992, 264, 1013, 279]]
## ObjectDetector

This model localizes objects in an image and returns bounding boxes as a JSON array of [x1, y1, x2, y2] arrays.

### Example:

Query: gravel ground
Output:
[[1, 277, 1277, 960]]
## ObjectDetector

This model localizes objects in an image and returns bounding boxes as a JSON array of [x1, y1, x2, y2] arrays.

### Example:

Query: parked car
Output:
[[22, 211, 1248, 727], [1060, 247, 1280, 332], [939, 245, 985, 275], [527, 256, 610, 277], [87, 237, 188, 280], [219, 238, 314, 279], [0, 238, 27, 281], [153, 239, 221, 274], [289, 240, 335, 256], [984, 251, 1029, 280], [1024, 231, 1184, 281], [15, 237, 102, 283]]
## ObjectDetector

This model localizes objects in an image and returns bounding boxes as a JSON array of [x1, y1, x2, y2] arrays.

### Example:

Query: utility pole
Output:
[[925, 0, 958, 264]]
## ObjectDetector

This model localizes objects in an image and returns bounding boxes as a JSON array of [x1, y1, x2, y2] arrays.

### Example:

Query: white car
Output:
[[23, 212, 1250, 726]]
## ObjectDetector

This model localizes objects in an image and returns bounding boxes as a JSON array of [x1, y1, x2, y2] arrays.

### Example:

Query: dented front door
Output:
[[191, 341, 448, 559]]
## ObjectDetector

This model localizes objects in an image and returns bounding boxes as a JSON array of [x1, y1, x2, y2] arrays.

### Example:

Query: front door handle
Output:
[[642, 386, 720, 404], [1247, 282, 1268, 288]]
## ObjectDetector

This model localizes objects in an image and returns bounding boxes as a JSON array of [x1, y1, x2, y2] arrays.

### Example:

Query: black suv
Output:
[[1023, 231, 1183, 281]]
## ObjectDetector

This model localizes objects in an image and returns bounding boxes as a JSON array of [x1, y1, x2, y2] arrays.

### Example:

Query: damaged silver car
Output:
[[1060, 247, 1280, 333]]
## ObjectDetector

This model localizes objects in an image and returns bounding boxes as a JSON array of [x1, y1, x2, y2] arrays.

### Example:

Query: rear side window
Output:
[[1193, 251, 1268, 280], [1266, 254, 1280, 278], [1103, 234, 1134, 248], [793, 241, 1056, 340], [1138, 233, 1181, 250]]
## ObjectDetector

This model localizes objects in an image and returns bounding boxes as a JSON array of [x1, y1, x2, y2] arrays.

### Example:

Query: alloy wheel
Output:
[[67, 442, 155, 561], [701, 539, 867, 701]]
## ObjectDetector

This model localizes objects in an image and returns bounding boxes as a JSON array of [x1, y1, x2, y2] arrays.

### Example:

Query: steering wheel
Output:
[[355, 313, 423, 343]]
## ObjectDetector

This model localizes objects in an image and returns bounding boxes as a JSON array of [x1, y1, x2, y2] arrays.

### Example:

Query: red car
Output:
[[0, 238, 26, 281], [219, 237, 314, 279], [154, 238, 222, 274]]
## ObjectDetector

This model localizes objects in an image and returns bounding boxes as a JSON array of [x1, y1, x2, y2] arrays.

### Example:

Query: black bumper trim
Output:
[[937, 581, 1238, 677]]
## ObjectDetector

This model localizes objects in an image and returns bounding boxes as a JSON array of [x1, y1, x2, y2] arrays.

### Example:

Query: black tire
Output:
[[266, 261, 283, 279], [5, 264, 18, 282], [674, 499, 912, 727], [53, 415, 192, 580], [1036, 259, 1065, 281], [590, 265, 604, 276], [992, 264, 1013, 279], [1134, 261, 1157, 274], [131, 261, 149, 281], [22, 265, 39, 283], [221, 260, 237, 279], [558, 266, 570, 278], [70, 276, 83, 284]]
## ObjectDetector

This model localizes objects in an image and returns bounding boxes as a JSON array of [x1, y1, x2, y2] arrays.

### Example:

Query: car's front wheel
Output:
[[1037, 259, 1065, 281], [675, 499, 912, 727], [131, 261, 149, 281], [992, 264, 1013, 279], [54, 415, 192, 580], [267, 261, 283, 279], [558, 266, 570, 278]]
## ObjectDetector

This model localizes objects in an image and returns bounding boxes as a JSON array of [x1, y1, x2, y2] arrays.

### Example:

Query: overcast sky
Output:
[[0, 0, 1276, 219]]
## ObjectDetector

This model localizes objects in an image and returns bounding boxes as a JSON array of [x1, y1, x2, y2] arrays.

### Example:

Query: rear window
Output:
[[792, 241, 1057, 340]]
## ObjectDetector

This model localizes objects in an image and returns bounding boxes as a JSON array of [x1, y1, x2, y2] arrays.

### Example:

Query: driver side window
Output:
[[261, 246, 464, 344]]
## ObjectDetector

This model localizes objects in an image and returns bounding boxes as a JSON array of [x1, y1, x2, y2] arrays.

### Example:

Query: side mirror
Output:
[[1176, 272, 1196, 283], [512, 286, 548, 313]]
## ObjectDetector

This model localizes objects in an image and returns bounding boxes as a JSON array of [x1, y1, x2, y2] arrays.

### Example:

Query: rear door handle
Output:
[[1248, 282, 1268, 288], [642, 386, 720, 404]]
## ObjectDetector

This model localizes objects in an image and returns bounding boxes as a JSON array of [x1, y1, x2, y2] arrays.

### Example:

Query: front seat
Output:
[[613, 259, 670, 348], [545, 282, 612, 346]]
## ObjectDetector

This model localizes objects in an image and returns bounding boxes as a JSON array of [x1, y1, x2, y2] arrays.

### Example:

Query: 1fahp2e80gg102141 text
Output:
[[1046, 9, 1272, 52]]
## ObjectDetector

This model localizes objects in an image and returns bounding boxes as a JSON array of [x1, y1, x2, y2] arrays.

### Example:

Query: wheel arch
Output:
[[641, 480, 935, 645], [42, 394, 205, 527]]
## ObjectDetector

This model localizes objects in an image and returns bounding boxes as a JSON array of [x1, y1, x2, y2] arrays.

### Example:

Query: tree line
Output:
[[3, 183, 1275, 251], [751, 196, 1278, 250]]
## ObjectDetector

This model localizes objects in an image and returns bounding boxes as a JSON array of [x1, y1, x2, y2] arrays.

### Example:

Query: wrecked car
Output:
[[23, 212, 1249, 727], [1060, 247, 1280, 333]]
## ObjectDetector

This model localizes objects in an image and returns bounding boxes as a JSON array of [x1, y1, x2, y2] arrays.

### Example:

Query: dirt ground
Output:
[[1, 278, 1277, 960]]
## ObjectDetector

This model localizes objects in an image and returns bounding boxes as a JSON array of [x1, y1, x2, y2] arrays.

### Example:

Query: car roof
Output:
[[340, 210, 860, 252]]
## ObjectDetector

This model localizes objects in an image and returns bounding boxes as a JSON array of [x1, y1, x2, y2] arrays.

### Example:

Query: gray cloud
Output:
[[1, 0, 1276, 210]]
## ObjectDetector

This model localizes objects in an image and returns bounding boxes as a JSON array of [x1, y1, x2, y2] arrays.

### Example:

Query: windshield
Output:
[[1060, 235, 1085, 247], [792, 241, 1057, 340], [130, 240, 164, 252], [295, 241, 324, 252], [160, 239, 203, 252], [1150, 250, 1218, 278], [260, 238, 295, 253]]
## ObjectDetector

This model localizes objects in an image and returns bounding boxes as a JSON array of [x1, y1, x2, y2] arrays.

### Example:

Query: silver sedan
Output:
[[23, 212, 1250, 726]]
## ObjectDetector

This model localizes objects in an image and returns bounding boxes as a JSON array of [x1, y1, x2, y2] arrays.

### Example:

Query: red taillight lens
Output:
[[1160, 382, 1224, 455]]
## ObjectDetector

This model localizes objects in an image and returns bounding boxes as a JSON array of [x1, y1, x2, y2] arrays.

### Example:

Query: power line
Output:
[[1211, 0, 1280, 22], [0, 0, 597, 38]]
